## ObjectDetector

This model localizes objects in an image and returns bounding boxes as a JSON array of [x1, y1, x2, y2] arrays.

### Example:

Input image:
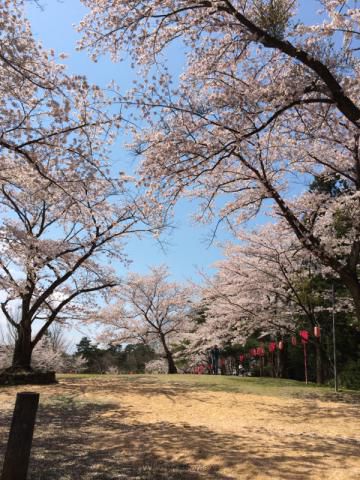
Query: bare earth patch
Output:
[[0, 375, 359, 479]]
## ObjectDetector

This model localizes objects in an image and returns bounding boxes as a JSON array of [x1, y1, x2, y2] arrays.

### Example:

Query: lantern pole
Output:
[[332, 283, 338, 393]]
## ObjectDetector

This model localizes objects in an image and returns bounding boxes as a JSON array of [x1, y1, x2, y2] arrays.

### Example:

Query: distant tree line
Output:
[[74, 337, 158, 374]]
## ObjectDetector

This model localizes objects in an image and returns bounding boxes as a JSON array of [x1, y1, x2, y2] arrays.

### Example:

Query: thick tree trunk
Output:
[[159, 333, 177, 374], [340, 273, 360, 324], [10, 322, 33, 372]]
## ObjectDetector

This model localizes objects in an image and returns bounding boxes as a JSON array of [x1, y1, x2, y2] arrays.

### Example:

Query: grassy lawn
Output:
[[0, 374, 359, 479], [58, 373, 360, 402]]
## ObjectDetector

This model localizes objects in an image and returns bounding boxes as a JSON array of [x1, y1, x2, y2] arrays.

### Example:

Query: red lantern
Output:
[[291, 336, 297, 346], [239, 355, 245, 362], [257, 347, 265, 357], [300, 330, 309, 344], [268, 342, 276, 353], [314, 326, 321, 338], [278, 341, 284, 351]]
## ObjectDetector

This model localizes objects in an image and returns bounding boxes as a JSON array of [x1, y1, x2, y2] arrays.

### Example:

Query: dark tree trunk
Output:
[[340, 272, 360, 325], [270, 352, 275, 377], [275, 344, 288, 378], [159, 333, 177, 374], [165, 351, 177, 374], [10, 322, 33, 372], [259, 356, 264, 377], [315, 337, 323, 385]]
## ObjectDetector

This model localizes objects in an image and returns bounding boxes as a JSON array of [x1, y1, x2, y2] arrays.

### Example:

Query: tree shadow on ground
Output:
[[261, 399, 360, 423], [1, 394, 359, 479], [293, 390, 360, 405], [0, 399, 230, 480], [55, 375, 205, 400]]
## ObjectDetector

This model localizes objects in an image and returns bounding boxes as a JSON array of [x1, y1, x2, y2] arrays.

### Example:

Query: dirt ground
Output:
[[0, 375, 359, 479]]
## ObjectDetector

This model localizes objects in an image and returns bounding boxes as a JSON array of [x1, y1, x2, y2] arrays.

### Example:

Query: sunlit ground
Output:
[[0, 374, 359, 479]]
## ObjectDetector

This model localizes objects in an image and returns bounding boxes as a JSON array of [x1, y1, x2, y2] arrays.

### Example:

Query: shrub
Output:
[[339, 360, 360, 390]]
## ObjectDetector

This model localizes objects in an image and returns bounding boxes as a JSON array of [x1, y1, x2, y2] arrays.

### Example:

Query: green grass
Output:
[[57, 373, 360, 401], [139, 374, 331, 396]]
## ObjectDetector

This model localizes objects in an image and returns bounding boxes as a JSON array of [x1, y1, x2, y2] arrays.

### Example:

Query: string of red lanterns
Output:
[[195, 326, 322, 376], [239, 327, 320, 355], [237, 326, 321, 384]]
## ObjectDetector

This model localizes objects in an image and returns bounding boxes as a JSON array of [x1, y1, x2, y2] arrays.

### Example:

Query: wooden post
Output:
[[1, 392, 40, 480]]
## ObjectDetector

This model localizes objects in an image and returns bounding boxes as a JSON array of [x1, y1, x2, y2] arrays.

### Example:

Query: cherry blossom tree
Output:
[[186, 218, 354, 381], [0, 322, 87, 373], [0, 1, 164, 373], [79, 1, 360, 321], [1, 1, 117, 189], [182, 229, 295, 358], [145, 359, 168, 374], [0, 159, 162, 372], [97, 266, 191, 373], [199, 224, 332, 379]]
